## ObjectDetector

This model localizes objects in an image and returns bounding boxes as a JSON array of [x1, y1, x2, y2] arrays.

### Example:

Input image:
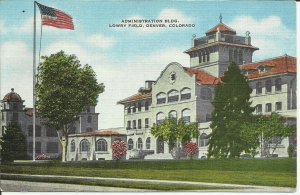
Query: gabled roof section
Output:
[[206, 22, 236, 36], [183, 67, 221, 85], [117, 92, 152, 104], [240, 55, 296, 80]]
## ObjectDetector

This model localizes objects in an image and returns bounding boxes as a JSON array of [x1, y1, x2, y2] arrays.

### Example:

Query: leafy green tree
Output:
[[36, 51, 104, 161], [241, 113, 296, 157], [0, 122, 27, 163], [207, 62, 255, 158], [151, 118, 198, 157]]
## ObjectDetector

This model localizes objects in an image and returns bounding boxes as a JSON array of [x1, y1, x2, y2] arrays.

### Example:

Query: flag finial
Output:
[[219, 14, 223, 23]]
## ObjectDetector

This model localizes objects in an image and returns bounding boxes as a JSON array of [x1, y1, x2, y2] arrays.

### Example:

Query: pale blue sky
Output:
[[0, 0, 296, 128]]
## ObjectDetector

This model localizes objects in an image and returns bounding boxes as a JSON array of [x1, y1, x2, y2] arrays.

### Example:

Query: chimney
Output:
[[145, 80, 155, 89]]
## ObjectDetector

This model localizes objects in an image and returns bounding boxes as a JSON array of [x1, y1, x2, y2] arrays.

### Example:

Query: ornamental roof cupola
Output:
[[2, 88, 23, 102], [185, 15, 259, 77]]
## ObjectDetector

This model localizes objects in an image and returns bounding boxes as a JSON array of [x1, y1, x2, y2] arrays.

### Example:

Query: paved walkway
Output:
[[0, 173, 296, 192], [0, 180, 150, 192]]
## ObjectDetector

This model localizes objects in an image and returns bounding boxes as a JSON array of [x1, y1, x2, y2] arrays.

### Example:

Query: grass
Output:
[[0, 158, 296, 188]]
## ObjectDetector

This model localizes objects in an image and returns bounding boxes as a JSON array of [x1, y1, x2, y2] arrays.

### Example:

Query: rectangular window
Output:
[[133, 120, 136, 129], [138, 102, 142, 112], [145, 101, 149, 111], [47, 142, 59, 153], [46, 128, 57, 137], [265, 103, 272, 112], [256, 104, 262, 114], [126, 121, 131, 130], [275, 102, 282, 111], [132, 104, 136, 113], [199, 54, 202, 63], [265, 80, 272, 93], [275, 78, 282, 92], [28, 125, 42, 137], [127, 106, 131, 114], [256, 82, 262, 94], [138, 119, 142, 129], [145, 118, 149, 128]]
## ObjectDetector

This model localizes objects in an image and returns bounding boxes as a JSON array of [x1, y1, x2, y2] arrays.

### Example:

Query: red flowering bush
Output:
[[35, 153, 50, 160], [184, 142, 198, 159], [112, 140, 127, 160]]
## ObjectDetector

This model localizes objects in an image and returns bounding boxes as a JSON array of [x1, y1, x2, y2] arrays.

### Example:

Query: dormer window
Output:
[[258, 66, 266, 73]]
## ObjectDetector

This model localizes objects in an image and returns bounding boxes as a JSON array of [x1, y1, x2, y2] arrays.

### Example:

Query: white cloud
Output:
[[228, 16, 296, 60], [0, 41, 33, 107], [121, 8, 193, 34], [159, 8, 192, 24], [0, 20, 7, 35], [85, 34, 116, 49]]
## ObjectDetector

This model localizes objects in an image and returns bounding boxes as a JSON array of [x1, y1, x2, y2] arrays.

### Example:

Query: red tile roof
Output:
[[25, 108, 34, 117], [69, 130, 126, 137], [206, 23, 236, 35], [2, 88, 22, 102], [117, 92, 152, 104], [185, 41, 258, 53], [240, 55, 296, 80], [184, 67, 222, 85]]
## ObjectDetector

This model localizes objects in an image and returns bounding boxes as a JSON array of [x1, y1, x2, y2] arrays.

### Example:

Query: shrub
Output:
[[184, 142, 198, 159], [112, 140, 127, 160]]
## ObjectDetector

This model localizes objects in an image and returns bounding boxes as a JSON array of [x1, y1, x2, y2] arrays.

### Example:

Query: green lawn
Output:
[[1, 158, 296, 188]]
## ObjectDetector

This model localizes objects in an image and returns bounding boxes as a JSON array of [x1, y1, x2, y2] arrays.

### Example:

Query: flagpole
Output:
[[33, 1, 37, 161]]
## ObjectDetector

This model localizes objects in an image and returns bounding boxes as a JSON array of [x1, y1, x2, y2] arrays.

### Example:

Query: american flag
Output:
[[36, 2, 74, 30]]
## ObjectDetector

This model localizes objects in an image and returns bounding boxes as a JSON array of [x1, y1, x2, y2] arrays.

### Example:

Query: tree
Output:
[[36, 51, 104, 162], [241, 113, 296, 157], [0, 122, 27, 163], [151, 118, 198, 159], [207, 62, 255, 158]]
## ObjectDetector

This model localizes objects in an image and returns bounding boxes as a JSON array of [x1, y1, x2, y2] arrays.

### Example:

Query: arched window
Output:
[[87, 116, 92, 123], [137, 138, 143, 150], [256, 82, 262, 94], [275, 78, 281, 92], [182, 108, 191, 124], [96, 139, 107, 152], [70, 140, 75, 152], [156, 112, 164, 125], [200, 87, 212, 100], [199, 133, 209, 147], [180, 88, 191, 100], [168, 110, 177, 119], [157, 92, 166, 104], [146, 137, 151, 149], [128, 139, 134, 150], [168, 90, 179, 102], [80, 139, 90, 152]]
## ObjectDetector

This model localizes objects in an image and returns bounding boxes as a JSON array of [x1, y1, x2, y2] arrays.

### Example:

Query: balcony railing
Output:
[[194, 33, 247, 47]]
